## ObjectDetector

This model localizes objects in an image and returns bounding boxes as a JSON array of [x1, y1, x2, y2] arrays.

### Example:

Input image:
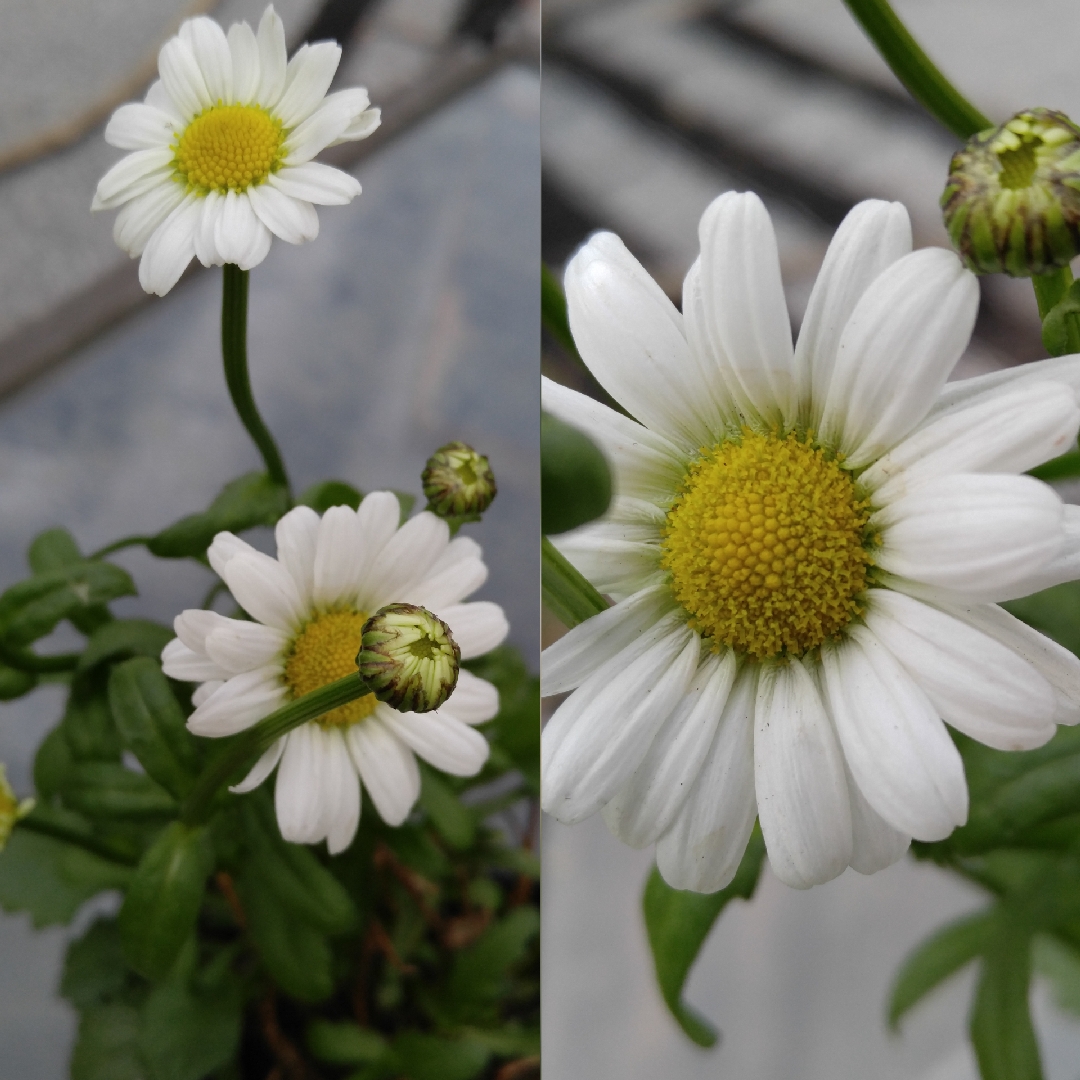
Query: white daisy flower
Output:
[[161, 494, 509, 854], [92, 5, 380, 296], [542, 192, 1080, 893]]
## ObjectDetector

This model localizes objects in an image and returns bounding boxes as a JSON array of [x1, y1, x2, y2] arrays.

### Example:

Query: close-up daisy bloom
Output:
[[92, 5, 380, 296], [542, 192, 1080, 893], [161, 493, 509, 853]]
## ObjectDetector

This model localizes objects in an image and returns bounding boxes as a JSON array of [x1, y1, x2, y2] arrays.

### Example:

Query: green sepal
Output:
[[307, 1020, 389, 1065], [888, 910, 993, 1028], [541, 536, 607, 629], [80, 620, 175, 673], [146, 471, 289, 559], [108, 658, 200, 799], [299, 479, 363, 512], [642, 826, 766, 1047], [119, 821, 214, 979], [1040, 277, 1080, 356], [541, 411, 612, 536], [65, 762, 178, 819], [419, 766, 476, 850]]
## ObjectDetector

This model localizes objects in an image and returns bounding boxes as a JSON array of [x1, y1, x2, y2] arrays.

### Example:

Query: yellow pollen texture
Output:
[[284, 611, 377, 728], [662, 431, 871, 660], [174, 104, 283, 193]]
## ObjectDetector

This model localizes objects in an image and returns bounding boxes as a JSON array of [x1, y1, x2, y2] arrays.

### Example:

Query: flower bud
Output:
[[942, 108, 1080, 277], [0, 764, 34, 852], [422, 441, 497, 519], [356, 603, 460, 713]]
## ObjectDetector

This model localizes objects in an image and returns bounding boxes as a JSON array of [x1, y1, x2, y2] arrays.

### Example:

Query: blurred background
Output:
[[540, 1, 1080, 1078], [0, 0, 538, 1075]]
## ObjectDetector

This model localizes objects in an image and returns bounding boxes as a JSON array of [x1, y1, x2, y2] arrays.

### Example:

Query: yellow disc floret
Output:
[[662, 431, 871, 659], [174, 104, 284, 194], [284, 611, 377, 727]]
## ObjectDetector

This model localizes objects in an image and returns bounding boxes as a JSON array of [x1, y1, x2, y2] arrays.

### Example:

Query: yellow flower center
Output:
[[284, 611, 377, 728], [174, 103, 284, 194], [662, 431, 872, 660]]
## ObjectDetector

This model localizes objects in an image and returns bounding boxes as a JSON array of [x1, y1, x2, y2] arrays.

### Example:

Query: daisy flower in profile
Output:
[[92, 5, 380, 296], [542, 192, 1080, 893], [161, 493, 509, 853]]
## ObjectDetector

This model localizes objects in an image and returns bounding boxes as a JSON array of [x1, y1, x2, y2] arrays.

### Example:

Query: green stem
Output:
[[180, 673, 372, 826], [90, 535, 152, 559], [842, 0, 991, 139], [541, 536, 608, 629], [221, 264, 291, 494]]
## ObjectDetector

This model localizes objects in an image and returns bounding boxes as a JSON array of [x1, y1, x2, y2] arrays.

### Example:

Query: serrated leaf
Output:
[[34, 724, 75, 799], [71, 1004, 147, 1080], [642, 826, 766, 1047], [307, 1020, 389, 1065], [1040, 278, 1080, 357], [80, 621, 175, 673], [108, 659, 199, 799], [299, 479, 363, 513], [62, 678, 123, 763], [146, 472, 289, 559], [28, 527, 83, 573], [61, 917, 132, 1009], [888, 910, 992, 1028], [65, 762, 177, 818], [119, 822, 214, 979]]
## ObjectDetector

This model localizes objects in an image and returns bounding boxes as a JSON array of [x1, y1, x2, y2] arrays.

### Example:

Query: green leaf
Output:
[[541, 411, 612, 536], [383, 822, 451, 880], [642, 826, 766, 1047], [119, 822, 214, 979], [81, 621, 175, 673], [1040, 278, 1080, 357], [34, 724, 75, 799], [1028, 449, 1080, 483], [300, 479, 363, 512], [137, 966, 241, 1080], [1033, 934, 1080, 1016], [71, 1004, 148, 1080], [419, 766, 476, 850], [61, 917, 133, 1009], [541, 262, 578, 359], [62, 678, 124, 763], [393, 1032, 490, 1080], [888, 910, 993, 1028], [0, 664, 36, 699], [0, 561, 135, 647], [307, 1020, 389, 1065], [0, 827, 128, 928], [108, 659, 199, 799], [456, 1025, 540, 1058], [146, 472, 289, 559], [65, 762, 178, 818], [28, 527, 83, 572], [970, 916, 1043, 1080], [541, 536, 607, 629]]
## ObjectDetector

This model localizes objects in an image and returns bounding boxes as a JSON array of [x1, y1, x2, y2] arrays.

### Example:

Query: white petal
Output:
[[929, 354, 1080, 425], [551, 524, 661, 601], [113, 181, 186, 256], [864, 381, 1080, 502], [541, 582, 672, 695], [270, 162, 360, 205], [541, 376, 687, 504], [542, 621, 699, 824], [92, 148, 175, 209], [603, 649, 736, 848], [173, 608, 231, 653], [220, 551, 307, 631], [846, 763, 910, 875], [321, 729, 361, 854], [439, 602, 508, 659], [381, 707, 490, 776], [346, 717, 421, 825], [215, 190, 262, 267], [139, 195, 201, 296], [822, 628, 968, 841], [181, 16, 232, 104], [275, 505, 320, 608], [204, 620, 289, 674], [187, 666, 286, 736], [193, 190, 224, 267], [354, 491, 404, 568], [105, 102, 176, 150], [247, 183, 319, 244], [208, 531, 258, 578], [655, 666, 758, 893], [255, 5, 287, 107], [158, 35, 211, 118], [227, 20, 260, 104], [281, 92, 360, 164], [441, 670, 499, 725], [695, 191, 795, 426], [333, 106, 380, 144], [229, 736, 285, 793], [275, 41, 341, 128], [359, 513, 449, 611], [313, 505, 364, 609], [874, 474, 1064, 597], [275, 725, 325, 843], [987, 503, 1080, 602], [565, 232, 716, 449], [755, 659, 852, 889], [192, 680, 222, 708], [864, 589, 1056, 751], [405, 537, 488, 610], [144, 78, 185, 126], [796, 200, 912, 423], [819, 248, 979, 467], [161, 638, 229, 682]]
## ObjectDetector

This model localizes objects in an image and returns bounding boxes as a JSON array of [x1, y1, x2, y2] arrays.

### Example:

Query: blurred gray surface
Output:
[[0, 62, 538, 1078]]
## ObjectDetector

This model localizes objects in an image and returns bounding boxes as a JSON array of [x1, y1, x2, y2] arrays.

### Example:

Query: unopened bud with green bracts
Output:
[[942, 108, 1080, 277], [0, 764, 34, 852], [356, 603, 460, 713], [422, 441, 497, 520]]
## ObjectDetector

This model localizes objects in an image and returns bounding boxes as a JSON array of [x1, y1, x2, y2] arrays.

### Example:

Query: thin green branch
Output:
[[89, 535, 152, 559], [541, 537, 607, 629], [842, 0, 991, 139], [221, 264, 291, 494], [0, 641, 79, 674]]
